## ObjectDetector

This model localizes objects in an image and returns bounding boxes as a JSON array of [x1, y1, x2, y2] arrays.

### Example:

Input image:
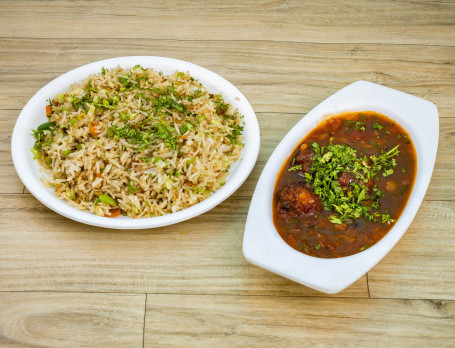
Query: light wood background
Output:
[[1, 1, 454, 347]]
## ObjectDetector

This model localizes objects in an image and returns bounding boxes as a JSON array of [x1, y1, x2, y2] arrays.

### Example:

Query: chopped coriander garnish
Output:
[[307, 141, 399, 224], [180, 123, 194, 134], [213, 95, 230, 115], [383, 168, 394, 177], [226, 122, 244, 145], [31, 121, 57, 158], [106, 121, 178, 150]]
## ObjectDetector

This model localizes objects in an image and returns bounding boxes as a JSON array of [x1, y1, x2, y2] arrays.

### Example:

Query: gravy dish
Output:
[[273, 111, 417, 258], [243, 81, 438, 293]]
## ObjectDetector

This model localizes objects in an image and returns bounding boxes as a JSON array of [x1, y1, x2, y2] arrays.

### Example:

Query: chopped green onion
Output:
[[56, 94, 65, 104], [98, 194, 116, 206], [399, 185, 409, 195], [373, 123, 383, 130], [288, 164, 302, 172], [128, 180, 141, 194]]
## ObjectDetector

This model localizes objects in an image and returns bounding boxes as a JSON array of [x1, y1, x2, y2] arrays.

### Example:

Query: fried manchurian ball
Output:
[[276, 183, 321, 216]]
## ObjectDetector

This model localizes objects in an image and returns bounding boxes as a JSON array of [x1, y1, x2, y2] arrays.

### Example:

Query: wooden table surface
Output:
[[1, 1, 454, 347]]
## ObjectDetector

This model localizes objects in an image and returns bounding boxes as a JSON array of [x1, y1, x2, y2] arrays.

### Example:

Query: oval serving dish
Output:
[[243, 81, 438, 294], [11, 56, 260, 229]]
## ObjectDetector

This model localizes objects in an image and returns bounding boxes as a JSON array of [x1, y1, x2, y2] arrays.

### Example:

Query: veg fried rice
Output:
[[31, 65, 244, 218]]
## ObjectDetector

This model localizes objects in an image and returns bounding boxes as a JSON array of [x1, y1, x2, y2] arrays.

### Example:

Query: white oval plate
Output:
[[12, 56, 260, 229], [243, 81, 438, 294]]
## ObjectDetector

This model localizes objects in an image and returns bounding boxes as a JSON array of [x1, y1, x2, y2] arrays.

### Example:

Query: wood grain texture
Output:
[[1, 38, 454, 115], [144, 294, 455, 347], [0, 193, 367, 297], [1, 192, 453, 300], [0, 110, 23, 194], [2, 0, 455, 345], [1, 0, 455, 45], [368, 201, 455, 299], [0, 292, 145, 348]]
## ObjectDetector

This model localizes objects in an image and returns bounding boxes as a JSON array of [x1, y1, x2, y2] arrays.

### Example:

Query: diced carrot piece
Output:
[[46, 105, 52, 116], [89, 125, 97, 137], [89, 122, 99, 137], [108, 209, 121, 218], [96, 172, 102, 178]]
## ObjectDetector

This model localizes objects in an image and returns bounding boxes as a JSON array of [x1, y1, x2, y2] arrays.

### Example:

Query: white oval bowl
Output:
[[12, 56, 260, 229], [243, 81, 438, 294]]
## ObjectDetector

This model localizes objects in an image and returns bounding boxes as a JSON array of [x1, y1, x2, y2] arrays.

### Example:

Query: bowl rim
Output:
[[243, 80, 439, 294], [11, 56, 260, 229]]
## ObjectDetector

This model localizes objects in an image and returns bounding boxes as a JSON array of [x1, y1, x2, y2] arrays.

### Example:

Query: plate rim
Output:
[[11, 56, 261, 229]]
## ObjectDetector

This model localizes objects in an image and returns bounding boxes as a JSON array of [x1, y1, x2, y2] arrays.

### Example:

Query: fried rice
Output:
[[31, 65, 244, 218]]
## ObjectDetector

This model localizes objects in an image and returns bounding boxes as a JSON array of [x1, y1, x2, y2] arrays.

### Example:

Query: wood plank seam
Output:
[[0, 290, 453, 302], [0, 36, 454, 48], [0, 290, 370, 299], [143, 294, 147, 348], [366, 273, 371, 298]]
